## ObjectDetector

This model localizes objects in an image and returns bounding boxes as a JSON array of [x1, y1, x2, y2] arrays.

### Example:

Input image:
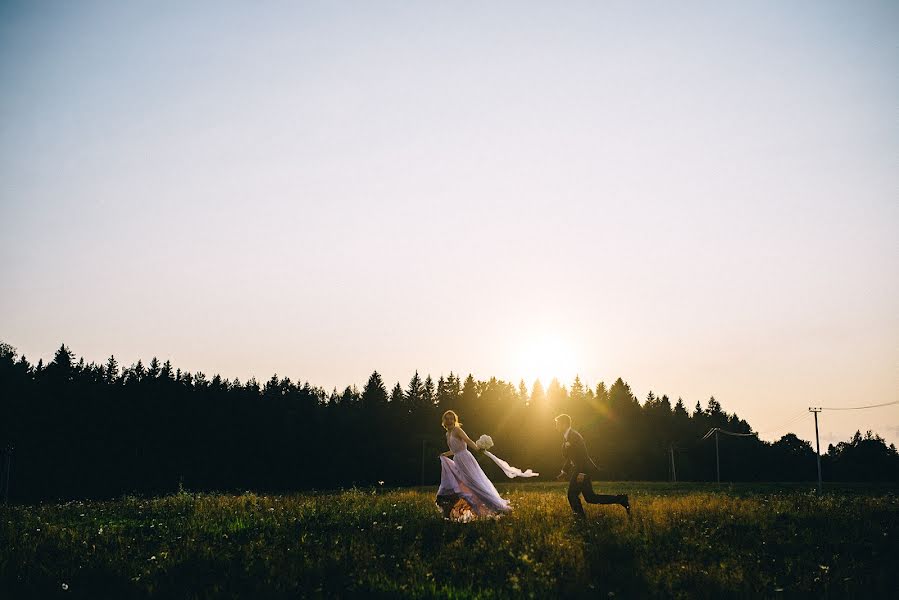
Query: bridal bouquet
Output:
[[475, 435, 494, 451]]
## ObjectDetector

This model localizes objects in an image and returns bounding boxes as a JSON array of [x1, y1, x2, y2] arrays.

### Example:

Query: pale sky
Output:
[[2, 1, 897, 449]]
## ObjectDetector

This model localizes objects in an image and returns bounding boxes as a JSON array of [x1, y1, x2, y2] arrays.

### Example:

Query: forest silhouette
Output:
[[1, 342, 896, 502]]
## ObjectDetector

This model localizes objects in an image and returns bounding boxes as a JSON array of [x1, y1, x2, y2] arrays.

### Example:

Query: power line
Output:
[[812, 400, 899, 411], [699, 427, 757, 484], [702, 427, 757, 439], [717, 429, 757, 437], [755, 411, 809, 436], [806, 400, 898, 492], [755, 401, 897, 437]]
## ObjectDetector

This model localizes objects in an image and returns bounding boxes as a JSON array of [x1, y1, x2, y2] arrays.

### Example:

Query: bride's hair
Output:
[[441, 410, 461, 430]]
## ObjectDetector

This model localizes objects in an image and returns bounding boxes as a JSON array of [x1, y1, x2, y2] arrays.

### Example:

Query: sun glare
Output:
[[515, 335, 578, 386]]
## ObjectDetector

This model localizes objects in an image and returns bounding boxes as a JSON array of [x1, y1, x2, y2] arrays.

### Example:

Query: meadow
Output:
[[2, 482, 897, 599]]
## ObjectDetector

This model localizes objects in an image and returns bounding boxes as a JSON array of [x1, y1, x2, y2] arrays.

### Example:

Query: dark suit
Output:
[[561, 428, 621, 516]]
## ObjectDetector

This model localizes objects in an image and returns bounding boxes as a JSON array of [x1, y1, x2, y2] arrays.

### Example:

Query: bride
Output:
[[436, 410, 538, 521]]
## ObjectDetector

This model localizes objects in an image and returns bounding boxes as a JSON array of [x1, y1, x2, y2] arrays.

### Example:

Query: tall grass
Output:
[[2, 482, 897, 598]]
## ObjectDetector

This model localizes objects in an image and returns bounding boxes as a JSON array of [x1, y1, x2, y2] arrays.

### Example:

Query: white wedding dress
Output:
[[436, 430, 538, 521]]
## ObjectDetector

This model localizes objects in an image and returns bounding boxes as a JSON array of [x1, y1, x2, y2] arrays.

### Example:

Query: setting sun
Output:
[[515, 335, 579, 387]]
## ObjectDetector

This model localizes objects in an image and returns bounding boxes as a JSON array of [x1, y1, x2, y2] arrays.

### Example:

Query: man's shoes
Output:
[[620, 495, 630, 515]]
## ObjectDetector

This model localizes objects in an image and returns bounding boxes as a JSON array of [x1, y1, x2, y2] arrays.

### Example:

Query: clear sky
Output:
[[1, 1, 897, 449]]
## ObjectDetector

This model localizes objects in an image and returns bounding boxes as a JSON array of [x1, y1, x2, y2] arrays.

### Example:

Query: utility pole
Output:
[[809, 408, 822, 492], [700, 428, 722, 484], [420, 439, 427, 486], [1, 446, 11, 504], [714, 429, 720, 484], [669, 445, 677, 483]]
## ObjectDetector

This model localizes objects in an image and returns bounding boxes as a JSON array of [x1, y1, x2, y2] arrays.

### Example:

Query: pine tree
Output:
[[390, 382, 404, 404], [341, 385, 359, 406], [608, 378, 635, 408], [51, 343, 74, 370], [424, 375, 435, 407], [518, 379, 529, 406], [147, 357, 160, 379], [659, 394, 672, 412], [570, 375, 585, 403], [460, 373, 478, 417], [161, 360, 174, 381], [361, 371, 388, 410], [436, 375, 447, 408], [210, 374, 226, 392], [104, 355, 119, 384], [530, 379, 545, 406], [194, 372, 208, 388], [405, 371, 425, 409], [546, 378, 568, 413], [264, 374, 281, 397], [129, 359, 146, 384], [47, 343, 76, 384], [447, 372, 461, 404], [594, 382, 609, 407]]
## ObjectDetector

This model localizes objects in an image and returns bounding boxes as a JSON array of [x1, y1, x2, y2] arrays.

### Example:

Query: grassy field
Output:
[[2, 482, 897, 599]]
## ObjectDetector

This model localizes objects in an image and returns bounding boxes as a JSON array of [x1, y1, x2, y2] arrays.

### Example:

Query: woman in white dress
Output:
[[436, 410, 537, 520]]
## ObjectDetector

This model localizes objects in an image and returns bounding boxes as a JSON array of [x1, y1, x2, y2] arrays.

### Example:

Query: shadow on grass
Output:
[[564, 508, 648, 598]]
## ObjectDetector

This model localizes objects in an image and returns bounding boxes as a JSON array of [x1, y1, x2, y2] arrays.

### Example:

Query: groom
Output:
[[554, 414, 630, 517]]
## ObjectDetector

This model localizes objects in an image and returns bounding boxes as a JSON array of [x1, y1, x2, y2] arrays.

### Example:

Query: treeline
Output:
[[1, 343, 897, 502]]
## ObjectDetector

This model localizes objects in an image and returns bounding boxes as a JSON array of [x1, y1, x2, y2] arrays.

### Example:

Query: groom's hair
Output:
[[554, 414, 571, 428]]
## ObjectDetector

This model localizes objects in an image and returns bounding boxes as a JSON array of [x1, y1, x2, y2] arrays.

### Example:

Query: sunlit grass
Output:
[[2, 482, 897, 598]]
